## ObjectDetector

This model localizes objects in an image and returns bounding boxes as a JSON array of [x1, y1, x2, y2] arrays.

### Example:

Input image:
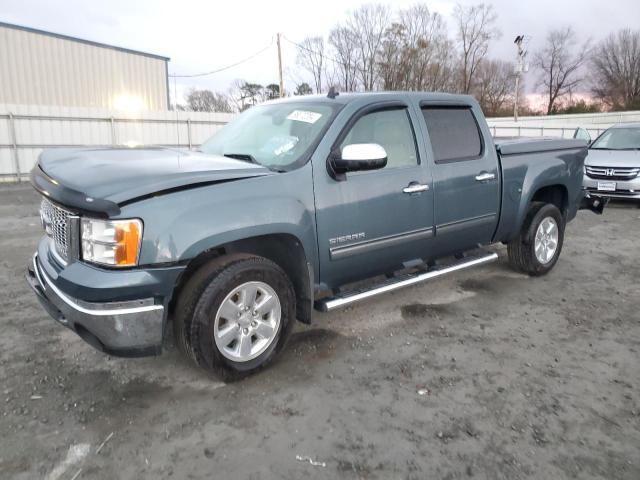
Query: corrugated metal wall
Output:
[[0, 23, 169, 110], [0, 104, 236, 180]]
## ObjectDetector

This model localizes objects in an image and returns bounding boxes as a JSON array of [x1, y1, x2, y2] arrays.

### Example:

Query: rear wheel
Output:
[[174, 254, 295, 380], [508, 202, 565, 276]]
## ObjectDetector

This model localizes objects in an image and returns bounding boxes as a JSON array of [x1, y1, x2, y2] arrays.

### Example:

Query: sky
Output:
[[2, 0, 638, 105]]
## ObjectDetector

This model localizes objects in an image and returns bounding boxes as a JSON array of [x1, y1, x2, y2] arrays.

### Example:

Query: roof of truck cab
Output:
[[269, 91, 477, 106]]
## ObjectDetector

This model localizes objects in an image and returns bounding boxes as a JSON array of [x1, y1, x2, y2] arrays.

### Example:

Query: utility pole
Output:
[[514, 73, 520, 122], [277, 33, 284, 98], [513, 35, 528, 122]]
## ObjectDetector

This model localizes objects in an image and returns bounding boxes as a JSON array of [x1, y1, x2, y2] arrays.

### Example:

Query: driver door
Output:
[[313, 103, 434, 288]]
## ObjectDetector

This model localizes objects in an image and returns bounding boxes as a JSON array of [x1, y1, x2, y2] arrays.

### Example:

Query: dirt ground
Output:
[[0, 183, 638, 480]]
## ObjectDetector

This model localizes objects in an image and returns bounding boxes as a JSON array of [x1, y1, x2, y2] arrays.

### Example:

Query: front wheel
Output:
[[175, 254, 295, 380], [507, 203, 565, 276]]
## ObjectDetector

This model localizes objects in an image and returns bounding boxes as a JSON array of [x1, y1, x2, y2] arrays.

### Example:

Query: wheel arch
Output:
[[170, 233, 314, 325], [510, 182, 569, 238], [530, 184, 569, 217]]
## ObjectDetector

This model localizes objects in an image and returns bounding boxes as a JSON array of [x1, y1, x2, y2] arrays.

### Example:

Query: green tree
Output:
[[294, 83, 313, 96], [264, 84, 280, 100], [232, 82, 263, 110]]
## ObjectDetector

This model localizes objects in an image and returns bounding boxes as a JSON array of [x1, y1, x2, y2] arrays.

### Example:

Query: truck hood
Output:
[[32, 147, 274, 216], [585, 149, 640, 167]]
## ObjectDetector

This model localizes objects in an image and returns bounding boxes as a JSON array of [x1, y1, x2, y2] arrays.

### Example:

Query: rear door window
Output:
[[422, 108, 483, 162]]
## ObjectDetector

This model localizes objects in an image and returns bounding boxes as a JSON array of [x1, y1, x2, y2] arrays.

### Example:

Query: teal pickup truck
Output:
[[26, 91, 603, 378]]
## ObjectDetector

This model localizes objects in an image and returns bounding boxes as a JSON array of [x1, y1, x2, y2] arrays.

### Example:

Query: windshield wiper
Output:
[[223, 153, 258, 164]]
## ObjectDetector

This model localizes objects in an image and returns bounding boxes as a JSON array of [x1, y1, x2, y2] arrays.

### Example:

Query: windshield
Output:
[[200, 102, 340, 170], [591, 127, 640, 150]]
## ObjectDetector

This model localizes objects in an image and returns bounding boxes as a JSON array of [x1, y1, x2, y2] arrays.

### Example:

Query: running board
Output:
[[316, 251, 498, 312]]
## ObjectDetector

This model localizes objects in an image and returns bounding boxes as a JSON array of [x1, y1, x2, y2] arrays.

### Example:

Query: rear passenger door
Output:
[[420, 105, 500, 253]]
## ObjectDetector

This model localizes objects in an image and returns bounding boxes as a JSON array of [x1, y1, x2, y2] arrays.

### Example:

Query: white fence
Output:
[[487, 110, 640, 139], [487, 124, 605, 139], [2, 104, 639, 182], [0, 104, 235, 181]]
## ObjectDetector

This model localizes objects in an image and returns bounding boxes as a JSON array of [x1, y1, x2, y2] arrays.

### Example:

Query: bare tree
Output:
[[377, 4, 455, 91], [473, 59, 515, 116], [324, 66, 340, 93], [399, 5, 454, 91], [228, 79, 250, 112], [296, 36, 325, 93], [328, 25, 359, 91], [453, 3, 501, 94], [591, 29, 640, 110], [377, 22, 410, 90], [534, 27, 591, 114], [346, 3, 390, 91], [185, 88, 233, 113]]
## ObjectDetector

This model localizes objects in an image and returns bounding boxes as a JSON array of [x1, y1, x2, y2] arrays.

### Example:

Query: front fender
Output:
[[117, 166, 318, 273]]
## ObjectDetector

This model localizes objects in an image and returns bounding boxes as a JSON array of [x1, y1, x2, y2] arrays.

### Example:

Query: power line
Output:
[[169, 40, 274, 78], [280, 34, 345, 68], [284, 67, 306, 87]]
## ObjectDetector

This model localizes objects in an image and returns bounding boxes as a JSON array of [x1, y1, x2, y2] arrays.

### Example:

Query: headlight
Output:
[[81, 218, 143, 267]]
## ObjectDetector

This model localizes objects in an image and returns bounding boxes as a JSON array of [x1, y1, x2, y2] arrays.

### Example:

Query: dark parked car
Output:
[[27, 92, 600, 378]]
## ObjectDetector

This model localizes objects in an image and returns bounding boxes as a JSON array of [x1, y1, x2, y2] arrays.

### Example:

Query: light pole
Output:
[[513, 35, 528, 122]]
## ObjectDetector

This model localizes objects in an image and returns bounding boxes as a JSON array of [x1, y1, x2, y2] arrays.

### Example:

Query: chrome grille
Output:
[[585, 165, 640, 181], [40, 198, 72, 260]]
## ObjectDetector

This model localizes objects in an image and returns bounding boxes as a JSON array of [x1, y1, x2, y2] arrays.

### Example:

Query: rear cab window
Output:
[[422, 107, 483, 162]]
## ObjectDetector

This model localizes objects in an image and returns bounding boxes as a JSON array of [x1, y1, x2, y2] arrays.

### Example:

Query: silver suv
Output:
[[579, 123, 640, 200]]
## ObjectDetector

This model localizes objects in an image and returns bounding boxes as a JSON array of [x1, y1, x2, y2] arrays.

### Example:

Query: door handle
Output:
[[475, 172, 496, 182], [403, 183, 430, 194]]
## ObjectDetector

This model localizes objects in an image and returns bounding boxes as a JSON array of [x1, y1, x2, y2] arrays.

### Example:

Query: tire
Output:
[[507, 202, 565, 276], [175, 254, 295, 380], [173, 255, 244, 361]]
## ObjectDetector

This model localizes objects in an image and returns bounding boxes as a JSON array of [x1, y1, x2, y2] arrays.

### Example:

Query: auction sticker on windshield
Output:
[[287, 110, 323, 124]]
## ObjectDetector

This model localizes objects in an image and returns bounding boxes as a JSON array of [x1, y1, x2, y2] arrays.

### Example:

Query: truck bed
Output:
[[495, 137, 588, 156], [492, 137, 588, 243]]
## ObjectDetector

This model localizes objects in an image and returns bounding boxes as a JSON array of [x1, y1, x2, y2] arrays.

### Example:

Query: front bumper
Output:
[[26, 238, 184, 357], [583, 175, 640, 199]]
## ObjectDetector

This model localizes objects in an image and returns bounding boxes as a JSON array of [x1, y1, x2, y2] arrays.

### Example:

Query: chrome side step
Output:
[[316, 251, 498, 312]]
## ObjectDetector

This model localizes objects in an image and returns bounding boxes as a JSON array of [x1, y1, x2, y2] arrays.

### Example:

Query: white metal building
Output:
[[0, 22, 170, 111]]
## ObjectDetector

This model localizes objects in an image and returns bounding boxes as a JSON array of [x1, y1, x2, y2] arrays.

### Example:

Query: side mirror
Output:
[[330, 143, 388, 175], [573, 127, 591, 145]]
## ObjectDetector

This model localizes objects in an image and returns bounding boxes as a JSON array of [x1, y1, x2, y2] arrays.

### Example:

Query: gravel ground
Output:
[[0, 183, 638, 480]]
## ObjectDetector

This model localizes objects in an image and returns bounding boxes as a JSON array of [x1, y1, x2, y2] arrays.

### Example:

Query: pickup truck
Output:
[[26, 92, 601, 379]]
